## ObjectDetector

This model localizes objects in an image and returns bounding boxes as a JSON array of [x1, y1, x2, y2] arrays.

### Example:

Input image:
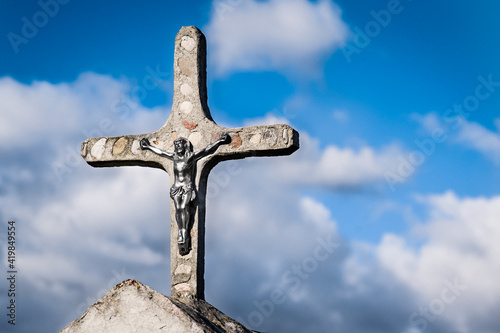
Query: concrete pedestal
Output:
[[60, 280, 258, 333]]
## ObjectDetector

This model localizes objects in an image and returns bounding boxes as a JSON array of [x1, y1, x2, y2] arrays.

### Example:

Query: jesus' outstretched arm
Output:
[[192, 133, 230, 161], [140, 138, 174, 159]]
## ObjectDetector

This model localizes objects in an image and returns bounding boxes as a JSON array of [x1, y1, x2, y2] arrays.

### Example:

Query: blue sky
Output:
[[2, 0, 500, 332]]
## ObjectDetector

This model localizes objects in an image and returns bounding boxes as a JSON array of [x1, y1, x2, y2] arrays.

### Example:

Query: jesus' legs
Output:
[[173, 191, 194, 246]]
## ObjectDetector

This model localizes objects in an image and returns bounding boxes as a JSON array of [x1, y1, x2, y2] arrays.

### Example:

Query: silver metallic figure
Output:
[[140, 134, 229, 255]]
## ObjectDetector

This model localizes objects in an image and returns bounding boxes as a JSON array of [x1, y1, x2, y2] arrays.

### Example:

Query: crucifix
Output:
[[81, 26, 299, 302]]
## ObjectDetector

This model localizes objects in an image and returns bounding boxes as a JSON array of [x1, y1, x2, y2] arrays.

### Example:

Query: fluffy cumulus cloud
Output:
[[412, 112, 500, 164], [0, 74, 171, 332], [375, 192, 500, 333], [209, 111, 406, 195], [455, 119, 500, 164], [209, 177, 500, 332], [273, 133, 405, 190], [204, 155, 409, 332], [205, 0, 349, 77], [2, 75, 500, 333], [243, 114, 407, 190]]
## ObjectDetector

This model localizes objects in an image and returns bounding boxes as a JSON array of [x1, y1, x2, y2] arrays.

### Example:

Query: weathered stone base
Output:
[[60, 279, 259, 333]]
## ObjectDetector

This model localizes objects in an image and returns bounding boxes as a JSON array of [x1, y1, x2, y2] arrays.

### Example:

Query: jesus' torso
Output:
[[173, 152, 196, 188]]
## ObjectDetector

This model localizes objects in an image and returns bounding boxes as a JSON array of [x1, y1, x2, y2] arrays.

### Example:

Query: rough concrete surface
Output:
[[59, 280, 259, 333]]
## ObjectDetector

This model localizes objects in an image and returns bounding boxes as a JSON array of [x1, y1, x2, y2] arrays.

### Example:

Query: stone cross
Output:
[[81, 26, 299, 301]]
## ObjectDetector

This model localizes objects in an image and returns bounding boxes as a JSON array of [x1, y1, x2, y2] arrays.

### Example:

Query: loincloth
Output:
[[170, 184, 196, 201]]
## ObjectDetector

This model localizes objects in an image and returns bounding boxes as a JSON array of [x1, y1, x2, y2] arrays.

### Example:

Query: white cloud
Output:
[[455, 120, 500, 164], [205, 0, 349, 77], [331, 109, 349, 123], [410, 112, 442, 135], [270, 132, 405, 189], [413, 112, 500, 165], [0, 74, 129, 148], [0, 73, 170, 301], [242, 112, 406, 190], [375, 191, 500, 332], [243, 112, 290, 126]]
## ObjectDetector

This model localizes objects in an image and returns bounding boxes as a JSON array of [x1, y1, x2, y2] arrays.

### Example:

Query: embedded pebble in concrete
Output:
[[178, 58, 193, 76], [181, 83, 193, 96], [188, 132, 202, 147], [175, 264, 192, 276], [183, 121, 197, 130], [250, 134, 261, 145], [181, 36, 196, 51], [229, 133, 242, 148], [263, 128, 277, 146], [91, 138, 107, 159], [113, 137, 128, 155], [283, 128, 289, 144], [131, 140, 141, 155], [180, 101, 193, 114], [175, 283, 191, 292]]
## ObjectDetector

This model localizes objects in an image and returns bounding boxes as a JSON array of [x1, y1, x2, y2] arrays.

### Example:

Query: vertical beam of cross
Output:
[[81, 26, 299, 301]]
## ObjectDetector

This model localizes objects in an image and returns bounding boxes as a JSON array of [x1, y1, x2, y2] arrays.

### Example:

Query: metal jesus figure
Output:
[[140, 134, 229, 255]]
